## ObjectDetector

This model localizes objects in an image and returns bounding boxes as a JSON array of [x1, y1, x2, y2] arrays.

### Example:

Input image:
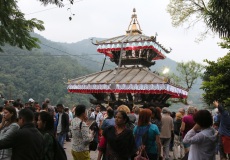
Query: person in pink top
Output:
[[180, 106, 196, 154]]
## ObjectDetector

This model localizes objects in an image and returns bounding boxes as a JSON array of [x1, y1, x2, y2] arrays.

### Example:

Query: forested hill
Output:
[[0, 43, 92, 106], [0, 33, 203, 109]]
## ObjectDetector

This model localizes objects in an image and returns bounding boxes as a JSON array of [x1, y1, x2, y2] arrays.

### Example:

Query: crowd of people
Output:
[[0, 98, 229, 160]]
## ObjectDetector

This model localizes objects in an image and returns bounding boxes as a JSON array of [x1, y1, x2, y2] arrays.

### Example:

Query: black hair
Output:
[[4, 100, 8, 105], [42, 103, 48, 110], [64, 107, 69, 112], [75, 104, 86, 117], [4, 106, 17, 122], [117, 110, 129, 124], [56, 104, 64, 108], [13, 101, 20, 107], [0, 106, 3, 112], [38, 111, 54, 134], [171, 112, 176, 118], [19, 109, 34, 123], [193, 110, 213, 128], [107, 108, 114, 118]]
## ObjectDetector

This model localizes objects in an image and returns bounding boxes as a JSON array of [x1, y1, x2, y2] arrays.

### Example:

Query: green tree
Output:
[[167, 0, 230, 38], [0, 0, 76, 52], [175, 60, 204, 91], [168, 61, 204, 104], [201, 41, 230, 106], [0, 0, 45, 51]]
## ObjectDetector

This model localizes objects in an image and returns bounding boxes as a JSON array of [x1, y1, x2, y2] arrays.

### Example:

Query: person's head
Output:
[[149, 107, 162, 120], [4, 100, 10, 107], [162, 107, 170, 114], [107, 108, 114, 118], [75, 104, 87, 117], [37, 111, 54, 133], [0, 106, 3, 113], [138, 108, 152, 126], [187, 106, 195, 115], [115, 110, 129, 126], [117, 105, 130, 114], [64, 107, 69, 113], [95, 105, 101, 112], [18, 109, 34, 126], [28, 98, 35, 104], [34, 102, 40, 112], [45, 98, 50, 104], [178, 108, 185, 116], [42, 103, 48, 111], [171, 112, 176, 118], [13, 101, 20, 108], [3, 106, 17, 123], [56, 104, 64, 113], [193, 110, 213, 128], [176, 112, 183, 120], [133, 106, 140, 115]]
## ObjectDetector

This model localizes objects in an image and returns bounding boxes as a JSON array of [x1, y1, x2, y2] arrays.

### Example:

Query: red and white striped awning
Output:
[[97, 41, 167, 60], [67, 83, 188, 98]]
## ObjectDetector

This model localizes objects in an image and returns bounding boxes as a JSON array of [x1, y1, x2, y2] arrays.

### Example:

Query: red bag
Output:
[[134, 145, 149, 160]]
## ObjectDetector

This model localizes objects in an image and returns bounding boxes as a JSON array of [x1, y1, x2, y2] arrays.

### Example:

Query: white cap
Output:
[[28, 98, 35, 102]]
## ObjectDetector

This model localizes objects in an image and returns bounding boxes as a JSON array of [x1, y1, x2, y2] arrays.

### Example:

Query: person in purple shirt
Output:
[[180, 106, 196, 154]]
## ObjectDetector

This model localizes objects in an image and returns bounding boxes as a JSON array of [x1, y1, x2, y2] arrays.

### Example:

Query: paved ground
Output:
[[64, 140, 220, 160], [65, 140, 98, 160]]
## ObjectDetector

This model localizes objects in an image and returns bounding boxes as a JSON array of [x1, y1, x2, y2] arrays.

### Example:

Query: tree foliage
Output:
[[167, 0, 230, 38], [0, 0, 45, 51], [201, 42, 230, 106], [0, 44, 92, 107], [175, 60, 204, 91]]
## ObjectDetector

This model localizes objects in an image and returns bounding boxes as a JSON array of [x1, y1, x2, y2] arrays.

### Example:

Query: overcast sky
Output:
[[18, 0, 228, 64]]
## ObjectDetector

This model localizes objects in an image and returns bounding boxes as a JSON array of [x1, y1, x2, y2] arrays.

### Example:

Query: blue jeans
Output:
[[57, 132, 66, 147]]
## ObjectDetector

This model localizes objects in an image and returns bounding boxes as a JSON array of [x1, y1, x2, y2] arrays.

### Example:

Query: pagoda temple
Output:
[[67, 9, 188, 108]]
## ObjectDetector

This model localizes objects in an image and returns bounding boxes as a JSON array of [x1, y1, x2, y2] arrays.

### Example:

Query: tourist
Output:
[[55, 104, 69, 147], [180, 106, 195, 154], [160, 107, 174, 160], [37, 111, 55, 160], [101, 107, 115, 130], [149, 107, 162, 132], [117, 105, 136, 130], [97, 110, 136, 160], [178, 108, 186, 117], [90, 105, 104, 128], [0, 109, 44, 160], [132, 106, 140, 125], [133, 108, 162, 160], [71, 104, 94, 160], [213, 101, 230, 160], [0, 106, 20, 160], [183, 110, 217, 160], [173, 112, 184, 159]]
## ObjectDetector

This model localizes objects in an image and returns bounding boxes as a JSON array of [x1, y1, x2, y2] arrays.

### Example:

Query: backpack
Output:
[[134, 125, 151, 149], [80, 121, 98, 151], [51, 135, 67, 160], [126, 121, 136, 131]]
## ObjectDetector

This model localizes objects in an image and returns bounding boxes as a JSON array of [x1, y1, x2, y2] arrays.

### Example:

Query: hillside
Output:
[[0, 34, 203, 109]]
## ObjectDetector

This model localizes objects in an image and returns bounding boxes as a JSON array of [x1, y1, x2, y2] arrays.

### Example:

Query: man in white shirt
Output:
[[55, 104, 69, 148], [90, 105, 104, 143], [90, 105, 104, 128]]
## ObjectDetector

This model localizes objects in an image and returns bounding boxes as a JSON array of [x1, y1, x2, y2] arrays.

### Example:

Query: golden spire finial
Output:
[[126, 8, 142, 35]]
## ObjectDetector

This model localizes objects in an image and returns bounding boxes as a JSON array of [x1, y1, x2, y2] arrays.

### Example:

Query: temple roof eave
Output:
[[67, 67, 188, 98]]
